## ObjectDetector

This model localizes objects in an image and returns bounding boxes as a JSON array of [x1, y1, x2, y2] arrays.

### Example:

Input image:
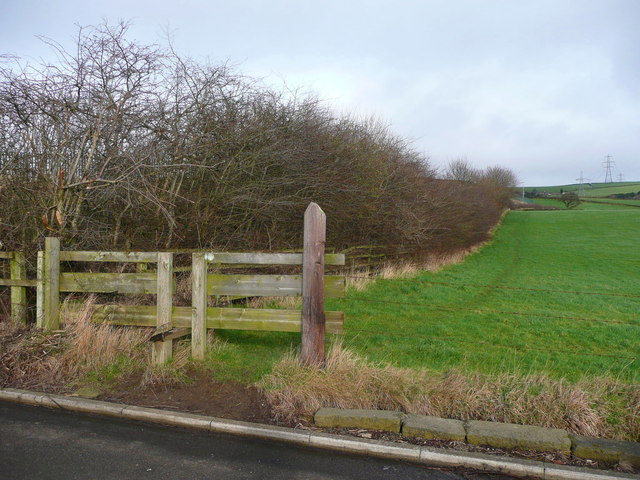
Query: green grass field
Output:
[[526, 181, 640, 197], [533, 198, 639, 210], [207, 208, 640, 383]]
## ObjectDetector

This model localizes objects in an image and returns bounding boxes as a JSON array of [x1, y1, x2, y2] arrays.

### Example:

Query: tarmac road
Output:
[[0, 401, 522, 480]]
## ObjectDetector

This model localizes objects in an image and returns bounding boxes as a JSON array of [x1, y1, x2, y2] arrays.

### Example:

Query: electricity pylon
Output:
[[603, 155, 615, 183], [576, 172, 589, 196]]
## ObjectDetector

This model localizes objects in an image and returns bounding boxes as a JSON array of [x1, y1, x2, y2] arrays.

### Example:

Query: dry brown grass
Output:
[[59, 297, 150, 375], [260, 341, 640, 441], [140, 340, 192, 387], [0, 297, 151, 390]]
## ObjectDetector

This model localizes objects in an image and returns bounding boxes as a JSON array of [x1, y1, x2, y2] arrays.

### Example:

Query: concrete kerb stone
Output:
[[619, 442, 640, 470], [419, 446, 546, 479], [314, 407, 404, 432], [309, 431, 421, 461], [402, 414, 466, 441], [0, 388, 48, 407], [1, 388, 637, 480], [466, 419, 572, 454], [45, 395, 126, 417], [209, 417, 312, 445], [0, 388, 24, 403], [121, 405, 212, 429], [540, 462, 638, 480], [571, 435, 624, 465]]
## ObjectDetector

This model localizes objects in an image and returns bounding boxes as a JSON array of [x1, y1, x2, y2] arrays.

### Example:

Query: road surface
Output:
[[0, 401, 523, 479]]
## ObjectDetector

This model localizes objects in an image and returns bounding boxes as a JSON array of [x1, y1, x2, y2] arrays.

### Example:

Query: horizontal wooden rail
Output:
[[206, 274, 344, 297], [58, 251, 345, 265], [58, 272, 342, 298], [65, 304, 344, 334], [59, 251, 158, 263], [204, 252, 345, 266], [0, 279, 38, 287], [59, 272, 173, 294]]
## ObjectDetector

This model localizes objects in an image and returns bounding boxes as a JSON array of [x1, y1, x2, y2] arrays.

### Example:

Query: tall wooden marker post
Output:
[[301, 202, 326, 367]]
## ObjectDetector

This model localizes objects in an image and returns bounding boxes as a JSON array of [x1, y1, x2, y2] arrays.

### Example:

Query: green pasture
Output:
[[207, 208, 640, 383], [526, 181, 640, 197], [583, 198, 640, 207], [532, 198, 638, 210]]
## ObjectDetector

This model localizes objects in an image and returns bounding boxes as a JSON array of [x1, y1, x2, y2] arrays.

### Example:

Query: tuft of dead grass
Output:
[[59, 297, 150, 377], [260, 341, 640, 441], [0, 297, 151, 390], [140, 339, 192, 388]]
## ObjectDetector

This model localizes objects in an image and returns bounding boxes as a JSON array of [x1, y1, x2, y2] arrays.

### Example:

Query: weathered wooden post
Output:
[[301, 202, 326, 367], [43, 237, 60, 330], [10, 252, 27, 324], [36, 251, 45, 327], [152, 252, 173, 365], [191, 252, 207, 360]]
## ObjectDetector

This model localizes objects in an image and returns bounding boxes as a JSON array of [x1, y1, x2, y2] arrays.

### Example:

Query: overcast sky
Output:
[[1, 0, 638, 186]]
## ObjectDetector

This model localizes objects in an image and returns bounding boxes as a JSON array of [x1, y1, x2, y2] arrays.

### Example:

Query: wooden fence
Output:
[[1, 203, 344, 366], [0, 251, 34, 324]]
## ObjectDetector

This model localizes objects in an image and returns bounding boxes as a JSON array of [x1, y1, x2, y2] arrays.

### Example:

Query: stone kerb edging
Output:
[[0, 388, 637, 480], [314, 407, 640, 471]]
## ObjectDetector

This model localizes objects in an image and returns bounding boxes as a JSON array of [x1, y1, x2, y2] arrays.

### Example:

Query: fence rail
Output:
[[1, 203, 344, 366]]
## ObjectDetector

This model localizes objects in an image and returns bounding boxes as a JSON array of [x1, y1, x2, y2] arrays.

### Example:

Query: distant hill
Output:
[[525, 181, 640, 198]]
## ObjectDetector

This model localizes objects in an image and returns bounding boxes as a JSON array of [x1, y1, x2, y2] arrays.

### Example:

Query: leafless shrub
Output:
[[2, 21, 512, 263]]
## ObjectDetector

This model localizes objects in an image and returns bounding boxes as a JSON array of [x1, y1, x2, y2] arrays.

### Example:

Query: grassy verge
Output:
[[259, 341, 639, 441]]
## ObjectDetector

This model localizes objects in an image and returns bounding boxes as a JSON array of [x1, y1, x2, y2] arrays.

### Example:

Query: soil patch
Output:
[[102, 369, 274, 425]]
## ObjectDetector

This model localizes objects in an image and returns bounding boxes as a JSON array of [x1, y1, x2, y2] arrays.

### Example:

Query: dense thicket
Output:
[[0, 23, 514, 256]]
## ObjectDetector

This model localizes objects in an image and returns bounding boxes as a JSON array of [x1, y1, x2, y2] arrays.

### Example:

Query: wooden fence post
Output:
[[153, 252, 174, 365], [191, 253, 207, 360], [10, 252, 27, 324], [301, 202, 326, 367], [43, 237, 60, 330], [36, 251, 45, 328]]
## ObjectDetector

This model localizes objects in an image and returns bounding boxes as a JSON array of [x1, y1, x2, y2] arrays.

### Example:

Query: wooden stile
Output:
[[301, 202, 327, 367], [33, 205, 344, 365]]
